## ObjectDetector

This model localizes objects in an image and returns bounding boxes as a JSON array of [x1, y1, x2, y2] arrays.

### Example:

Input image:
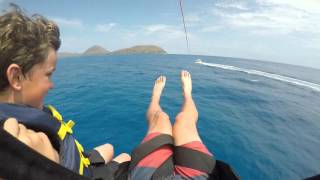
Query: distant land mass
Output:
[[58, 52, 81, 57], [83, 45, 110, 55], [58, 45, 167, 58], [109, 45, 166, 55]]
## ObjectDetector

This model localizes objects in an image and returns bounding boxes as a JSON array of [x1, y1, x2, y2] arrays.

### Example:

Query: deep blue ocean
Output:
[[46, 54, 320, 180]]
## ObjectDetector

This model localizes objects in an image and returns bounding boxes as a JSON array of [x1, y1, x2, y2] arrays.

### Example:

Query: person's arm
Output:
[[2, 118, 131, 165], [3, 118, 59, 163]]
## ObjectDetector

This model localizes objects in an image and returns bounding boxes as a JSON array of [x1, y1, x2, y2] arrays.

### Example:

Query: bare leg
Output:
[[113, 153, 131, 163], [146, 75, 172, 135], [129, 76, 173, 180], [95, 144, 131, 164], [173, 70, 201, 146]]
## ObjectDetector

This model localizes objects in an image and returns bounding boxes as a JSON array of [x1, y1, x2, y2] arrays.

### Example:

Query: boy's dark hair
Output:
[[0, 4, 61, 91]]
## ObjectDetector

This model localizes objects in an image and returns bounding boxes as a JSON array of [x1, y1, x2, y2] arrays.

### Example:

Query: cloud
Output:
[[185, 14, 202, 23], [184, 14, 204, 27], [144, 24, 169, 32], [95, 23, 116, 32], [214, 2, 249, 11], [206, 1, 320, 36], [200, 25, 222, 32], [143, 24, 186, 39], [51, 17, 83, 28], [258, 0, 320, 13]]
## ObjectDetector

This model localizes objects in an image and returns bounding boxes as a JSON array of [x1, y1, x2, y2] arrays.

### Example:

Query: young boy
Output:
[[0, 4, 130, 178], [0, 4, 238, 180]]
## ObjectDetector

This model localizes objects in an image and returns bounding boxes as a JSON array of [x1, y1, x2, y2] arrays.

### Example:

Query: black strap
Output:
[[174, 146, 215, 174], [114, 161, 130, 180], [129, 134, 174, 171], [0, 128, 89, 180], [87, 149, 105, 165], [304, 175, 320, 180], [90, 161, 120, 180], [152, 156, 174, 180], [0, 119, 4, 127], [209, 160, 240, 180]]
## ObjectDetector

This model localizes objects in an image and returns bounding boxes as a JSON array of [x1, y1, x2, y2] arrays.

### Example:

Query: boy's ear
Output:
[[6, 64, 24, 91]]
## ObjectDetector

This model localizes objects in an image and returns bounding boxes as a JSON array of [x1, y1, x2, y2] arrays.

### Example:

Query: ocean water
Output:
[[46, 54, 320, 180]]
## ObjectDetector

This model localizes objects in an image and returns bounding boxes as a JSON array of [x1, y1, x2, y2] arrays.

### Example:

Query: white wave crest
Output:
[[195, 60, 320, 92]]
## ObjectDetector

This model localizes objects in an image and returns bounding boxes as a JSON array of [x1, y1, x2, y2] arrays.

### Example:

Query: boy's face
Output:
[[21, 49, 57, 109]]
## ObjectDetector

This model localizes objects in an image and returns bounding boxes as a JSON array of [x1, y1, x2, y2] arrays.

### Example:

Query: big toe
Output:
[[181, 70, 192, 82], [156, 75, 166, 85], [181, 70, 191, 79]]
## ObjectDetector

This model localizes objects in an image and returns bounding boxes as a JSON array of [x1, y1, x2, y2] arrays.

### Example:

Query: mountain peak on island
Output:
[[58, 44, 167, 58], [83, 45, 109, 55], [111, 45, 166, 55]]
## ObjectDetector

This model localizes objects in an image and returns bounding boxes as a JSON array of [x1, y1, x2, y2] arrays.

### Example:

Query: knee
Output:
[[175, 112, 185, 122], [98, 143, 114, 153], [156, 111, 170, 121], [113, 153, 131, 163], [94, 143, 114, 163]]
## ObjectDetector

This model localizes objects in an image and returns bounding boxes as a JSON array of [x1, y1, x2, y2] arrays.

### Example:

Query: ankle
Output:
[[151, 95, 161, 102], [183, 94, 193, 101]]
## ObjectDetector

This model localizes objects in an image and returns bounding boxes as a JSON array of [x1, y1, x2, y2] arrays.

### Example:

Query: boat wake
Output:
[[195, 60, 320, 92]]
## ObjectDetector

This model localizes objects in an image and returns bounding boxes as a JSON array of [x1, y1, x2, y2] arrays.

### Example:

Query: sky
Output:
[[0, 0, 320, 69]]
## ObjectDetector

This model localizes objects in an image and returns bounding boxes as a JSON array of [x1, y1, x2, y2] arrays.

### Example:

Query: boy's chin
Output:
[[25, 102, 43, 110], [37, 103, 44, 110]]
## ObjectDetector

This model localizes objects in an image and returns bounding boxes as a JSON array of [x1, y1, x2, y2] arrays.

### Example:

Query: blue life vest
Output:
[[0, 103, 91, 176]]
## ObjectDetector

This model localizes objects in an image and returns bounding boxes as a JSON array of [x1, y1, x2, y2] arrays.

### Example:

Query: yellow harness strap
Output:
[[75, 140, 91, 174], [47, 105, 74, 140], [47, 105, 90, 175]]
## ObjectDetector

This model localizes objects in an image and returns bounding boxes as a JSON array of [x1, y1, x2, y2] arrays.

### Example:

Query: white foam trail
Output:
[[195, 61, 320, 92]]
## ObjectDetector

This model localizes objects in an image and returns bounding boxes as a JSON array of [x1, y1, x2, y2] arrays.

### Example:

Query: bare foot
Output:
[[146, 76, 172, 136], [181, 70, 192, 99], [152, 75, 166, 103], [146, 76, 166, 120]]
